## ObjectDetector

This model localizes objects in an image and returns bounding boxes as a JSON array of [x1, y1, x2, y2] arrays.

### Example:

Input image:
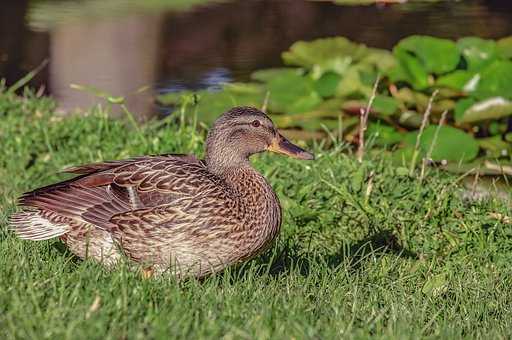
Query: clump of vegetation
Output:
[[28, 0, 230, 30], [158, 35, 512, 176], [1, 86, 511, 338]]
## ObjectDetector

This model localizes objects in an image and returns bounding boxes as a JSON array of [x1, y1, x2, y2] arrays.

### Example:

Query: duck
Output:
[[9, 106, 314, 278]]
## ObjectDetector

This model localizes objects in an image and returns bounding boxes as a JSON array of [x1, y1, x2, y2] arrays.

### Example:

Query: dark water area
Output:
[[1, 0, 512, 118]]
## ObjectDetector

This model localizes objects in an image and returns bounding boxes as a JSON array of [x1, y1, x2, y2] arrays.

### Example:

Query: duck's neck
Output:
[[205, 136, 251, 177], [205, 155, 250, 178]]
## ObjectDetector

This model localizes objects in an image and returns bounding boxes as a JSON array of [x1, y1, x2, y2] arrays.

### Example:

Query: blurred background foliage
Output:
[[3, 0, 512, 177], [158, 35, 512, 175]]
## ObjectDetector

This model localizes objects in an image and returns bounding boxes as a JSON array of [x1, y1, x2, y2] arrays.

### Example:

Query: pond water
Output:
[[1, 0, 512, 119]]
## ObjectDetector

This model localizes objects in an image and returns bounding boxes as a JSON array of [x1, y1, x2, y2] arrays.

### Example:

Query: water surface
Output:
[[1, 0, 511, 118]]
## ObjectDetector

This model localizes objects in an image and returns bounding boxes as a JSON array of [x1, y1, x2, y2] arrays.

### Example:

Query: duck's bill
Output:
[[268, 134, 315, 160]]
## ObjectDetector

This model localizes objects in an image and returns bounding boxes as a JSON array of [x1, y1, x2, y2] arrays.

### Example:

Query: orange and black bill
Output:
[[268, 133, 315, 160]]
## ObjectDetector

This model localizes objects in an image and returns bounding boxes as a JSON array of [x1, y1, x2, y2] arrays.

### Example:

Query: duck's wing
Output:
[[105, 186, 234, 267], [10, 154, 211, 241]]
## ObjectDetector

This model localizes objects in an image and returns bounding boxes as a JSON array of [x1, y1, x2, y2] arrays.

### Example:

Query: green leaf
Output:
[[395, 35, 460, 75], [391, 48, 429, 89], [391, 88, 429, 107], [282, 37, 368, 70], [459, 97, 512, 123], [372, 95, 399, 116], [289, 92, 323, 114], [404, 125, 479, 162], [434, 99, 456, 113], [335, 65, 373, 97], [224, 82, 264, 95], [398, 111, 424, 128], [454, 98, 476, 123], [360, 48, 397, 72], [251, 68, 302, 83], [496, 36, 512, 59], [367, 123, 404, 146], [314, 72, 342, 98], [473, 60, 512, 100], [478, 136, 512, 158], [436, 70, 479, 91], [457, 37, 497, 71], [311, 57, 352, 79], [267, 72, 321, 113], [392, 146, 416, 166]]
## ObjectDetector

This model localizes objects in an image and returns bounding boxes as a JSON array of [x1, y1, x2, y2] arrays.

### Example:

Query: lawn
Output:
[[0, 89, 511, 339]]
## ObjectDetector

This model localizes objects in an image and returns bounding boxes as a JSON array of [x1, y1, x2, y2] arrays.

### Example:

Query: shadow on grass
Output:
[[250, 230, 419, 279], [25, 228, 419, 282]]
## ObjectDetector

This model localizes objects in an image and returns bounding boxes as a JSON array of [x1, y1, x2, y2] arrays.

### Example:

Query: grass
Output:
[[0, 87, 511, 339]]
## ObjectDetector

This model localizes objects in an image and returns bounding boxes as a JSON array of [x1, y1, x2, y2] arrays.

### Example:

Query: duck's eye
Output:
[[251, 120, 261, 127]]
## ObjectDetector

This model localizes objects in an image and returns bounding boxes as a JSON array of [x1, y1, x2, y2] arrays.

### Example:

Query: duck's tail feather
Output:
[[9, 208, 70, 241]]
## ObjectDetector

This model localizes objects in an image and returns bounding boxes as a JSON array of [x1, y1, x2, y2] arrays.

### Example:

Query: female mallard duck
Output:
[[9, 106, 314, 278]]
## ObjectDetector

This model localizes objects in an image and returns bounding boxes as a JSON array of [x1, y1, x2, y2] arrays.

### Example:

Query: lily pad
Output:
[[404, 125, 479, 162], [390, 48, 429, 90], [398, 111, 424, 128], [457, 37, 497, 71], [303, 98, 344, 118], [391, 88, 429, 108], [266, 72, 321, 113], [478, 136, 511, 158], [454, 97, 476, 123], [436, 70, 478, 92], [372, 95, 399, 116], [282, 37, 368, 77], [395, 36, 460, 75], [251, 68, 303, 83], [433, 99, 456, 113], [360, 48, 397, 72], [223, 82, 265, 95], [496, 36, 512, 59], [459, 97, 512, 123], [311, 58, 352, 80], [367, 123, 404, 146], [335, 65, 374, 97], [473, 60, 512, 100], [314, 72, 342, 98], [392, 146, 416, 166]]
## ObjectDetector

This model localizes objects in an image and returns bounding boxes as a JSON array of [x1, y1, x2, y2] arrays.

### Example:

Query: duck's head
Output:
[[205, 106, 314, 174]]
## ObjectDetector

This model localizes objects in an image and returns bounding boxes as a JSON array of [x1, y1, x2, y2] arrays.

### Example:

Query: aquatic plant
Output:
[[158, 35, 512, 175]]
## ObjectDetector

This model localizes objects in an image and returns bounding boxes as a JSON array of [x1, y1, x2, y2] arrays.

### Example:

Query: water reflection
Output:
[[1, 0, 512, 119], [50, 14, 163, 119], [0, 0, 48, 90]]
